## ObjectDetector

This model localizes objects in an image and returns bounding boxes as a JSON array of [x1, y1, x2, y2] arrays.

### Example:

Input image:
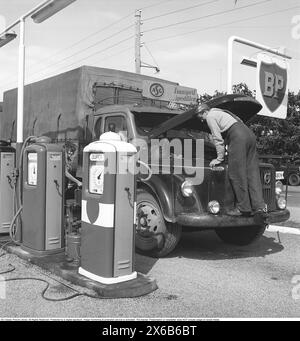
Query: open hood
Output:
[[206, 94, 262, 121], [149, 94, 262, 138]]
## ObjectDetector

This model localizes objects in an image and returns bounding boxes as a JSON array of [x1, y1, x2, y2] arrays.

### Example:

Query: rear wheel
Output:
[[215, 225, 266, 246], [288, 173, 300, 186], [136, 189, 182, 257]]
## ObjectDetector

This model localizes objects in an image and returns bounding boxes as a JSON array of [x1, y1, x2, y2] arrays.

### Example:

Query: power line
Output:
[[28, 45, 135, 84], [0, 22, 134, 89], [139, 0, 174, 11], [28, 12, 134, 71], [145, 5, 300, 45], [26, 24, 134, 78], [0, 45, 135, 91], [0, 12, 135, 86], [22, 1, 175, 83], [144, 0, 272, 33], [143, 0, 220, 22], [27, 35, 134, 84], [143, 42, 160, 70]]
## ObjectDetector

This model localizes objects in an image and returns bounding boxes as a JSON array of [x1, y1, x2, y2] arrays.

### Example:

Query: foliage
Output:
[[199, 83, 300, 159]]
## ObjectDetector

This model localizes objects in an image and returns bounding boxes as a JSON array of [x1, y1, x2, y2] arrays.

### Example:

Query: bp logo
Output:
[[150, 83, 164, 98], [264, 171, 271, 185], [259, 60, 287, 113]]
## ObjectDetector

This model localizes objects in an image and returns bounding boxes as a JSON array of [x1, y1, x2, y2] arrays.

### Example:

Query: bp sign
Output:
[[256, 54, 289, 119]]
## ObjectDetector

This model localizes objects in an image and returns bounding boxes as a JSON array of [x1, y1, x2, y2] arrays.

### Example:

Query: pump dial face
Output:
[[89, 163, 104, 194], [28, 153, 38, 186]]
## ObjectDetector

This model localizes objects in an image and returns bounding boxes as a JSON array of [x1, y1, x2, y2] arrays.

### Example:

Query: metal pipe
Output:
[[17, 18, 25, 144], [227, 35, 292, 94]]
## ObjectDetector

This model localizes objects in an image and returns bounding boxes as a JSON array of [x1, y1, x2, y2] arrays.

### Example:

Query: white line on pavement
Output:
[[267, 225, 300, 235]]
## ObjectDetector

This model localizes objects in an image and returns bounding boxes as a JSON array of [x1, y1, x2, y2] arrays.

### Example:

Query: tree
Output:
[[199, 83, 300, 159]]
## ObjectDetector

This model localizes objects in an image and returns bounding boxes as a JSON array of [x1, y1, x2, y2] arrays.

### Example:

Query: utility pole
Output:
[[135, 9, 142, 74]]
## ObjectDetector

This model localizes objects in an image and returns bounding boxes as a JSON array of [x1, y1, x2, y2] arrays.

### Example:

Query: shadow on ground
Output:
[[135, 230, 284, 275], [170, 230, 284, 261]]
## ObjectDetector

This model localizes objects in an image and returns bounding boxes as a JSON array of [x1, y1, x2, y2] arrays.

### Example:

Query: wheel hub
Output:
[[137, 202, 163, 236]]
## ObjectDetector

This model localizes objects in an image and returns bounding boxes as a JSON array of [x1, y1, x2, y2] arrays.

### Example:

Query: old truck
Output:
[[0, 66, 290, 257]]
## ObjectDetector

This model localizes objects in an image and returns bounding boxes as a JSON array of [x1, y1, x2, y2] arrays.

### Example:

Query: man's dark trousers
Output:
[[225, 122, 265, 213]]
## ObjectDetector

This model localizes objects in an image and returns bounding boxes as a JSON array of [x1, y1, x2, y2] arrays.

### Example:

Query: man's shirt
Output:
[[206, 108, 238, 162]]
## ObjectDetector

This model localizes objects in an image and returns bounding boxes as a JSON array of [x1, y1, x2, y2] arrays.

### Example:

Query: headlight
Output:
[[277, 197, 287, 210], [208, 201, 220, 214], [181, 180, 194, 197]]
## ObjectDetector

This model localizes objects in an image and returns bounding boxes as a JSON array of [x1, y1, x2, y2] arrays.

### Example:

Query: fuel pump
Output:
[[21, 136, 65, 255], [0, 141, 15, 234], [79, 132, 137, 284]]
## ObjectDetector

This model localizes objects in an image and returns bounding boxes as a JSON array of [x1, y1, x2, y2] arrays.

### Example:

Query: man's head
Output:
[[197, 103, 210, 120]]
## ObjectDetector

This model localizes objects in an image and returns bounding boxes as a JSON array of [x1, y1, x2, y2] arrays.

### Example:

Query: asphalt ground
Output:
[[282, 186, 300, 227], [0, 225, 299, 319], [0, 186, 299, 319]]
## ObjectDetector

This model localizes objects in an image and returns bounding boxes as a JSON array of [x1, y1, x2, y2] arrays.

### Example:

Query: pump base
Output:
[[79, 267, 137, 284], [3, 242, 158, 298], [21, 245, 65, 257]]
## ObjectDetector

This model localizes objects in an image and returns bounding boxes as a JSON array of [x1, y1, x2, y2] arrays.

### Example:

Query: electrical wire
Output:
[[139, 0, 174, 11], [145, 5, 300, 44], [0, 0, 173, 88], [143, 0, 272, 33], [27, 0, 270, 82], [143, 0, 220, 22], [28, 35, 134, 84], [0, 12, 135, 87], [28, 13, 134, 71], [143, 43, 160, 71], [0, 276, 118, 301], [26, 24, 134, 80]]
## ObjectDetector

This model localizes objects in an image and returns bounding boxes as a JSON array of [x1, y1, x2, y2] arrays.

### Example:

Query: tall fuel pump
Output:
[[79, 132, 137, 284], [21, 137, 65, 255], [0, 141, 15, 234]]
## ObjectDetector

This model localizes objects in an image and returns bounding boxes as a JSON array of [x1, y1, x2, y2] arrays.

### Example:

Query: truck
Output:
[[0, 66, 290, 257], [259, 155, 300, 186]]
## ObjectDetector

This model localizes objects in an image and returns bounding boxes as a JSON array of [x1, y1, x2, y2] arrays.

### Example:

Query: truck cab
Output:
[[89, 94, 290, 257]]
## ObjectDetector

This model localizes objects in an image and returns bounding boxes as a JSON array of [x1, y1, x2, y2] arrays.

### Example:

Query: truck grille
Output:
[[259, 164, 276, 211]]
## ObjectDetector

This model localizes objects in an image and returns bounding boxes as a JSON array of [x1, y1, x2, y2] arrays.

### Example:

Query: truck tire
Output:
[[215, 225, 266, 246], [288, 173, 300, 186], [136, 189, 182, 257]]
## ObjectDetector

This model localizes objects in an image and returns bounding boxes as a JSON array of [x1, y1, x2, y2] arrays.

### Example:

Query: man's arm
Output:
[[206, 115, 225, 163]]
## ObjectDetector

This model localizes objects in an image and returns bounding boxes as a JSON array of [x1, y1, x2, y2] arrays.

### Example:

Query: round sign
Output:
[[150, 83, 164, 98]]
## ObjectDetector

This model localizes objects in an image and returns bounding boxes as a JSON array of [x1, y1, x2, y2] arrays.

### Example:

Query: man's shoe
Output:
[[226, 208, 242, 216], [253, 208, 269, 225]]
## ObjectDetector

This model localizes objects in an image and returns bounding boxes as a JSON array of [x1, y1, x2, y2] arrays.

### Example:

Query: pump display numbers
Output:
[[28, 153, 38, 186], [89, 153, 105, 195]]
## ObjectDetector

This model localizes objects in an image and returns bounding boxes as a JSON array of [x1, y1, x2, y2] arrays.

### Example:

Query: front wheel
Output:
[[136, 189, 182, 257], [288, 173, 300, 186], [215, 225, 266, 246]]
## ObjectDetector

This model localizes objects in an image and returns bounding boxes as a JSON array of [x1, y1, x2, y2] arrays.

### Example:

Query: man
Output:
[[197, 104, 267, 220]]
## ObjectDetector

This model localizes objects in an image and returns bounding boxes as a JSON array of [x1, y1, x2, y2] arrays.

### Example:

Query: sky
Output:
[[0, 0, 299, 101]]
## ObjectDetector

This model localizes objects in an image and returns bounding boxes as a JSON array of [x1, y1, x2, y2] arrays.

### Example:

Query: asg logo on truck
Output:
[[150, 83, 164, 98]]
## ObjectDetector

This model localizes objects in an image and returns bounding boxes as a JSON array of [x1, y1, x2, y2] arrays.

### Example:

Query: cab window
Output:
[[104, 116, 128, 141]]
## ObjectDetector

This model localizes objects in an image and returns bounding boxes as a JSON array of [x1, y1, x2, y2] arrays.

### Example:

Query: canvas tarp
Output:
[[0, 66, 178, 173]]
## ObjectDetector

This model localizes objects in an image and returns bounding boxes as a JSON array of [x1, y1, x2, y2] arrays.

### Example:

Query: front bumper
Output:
[[176, 209, 290, 229]]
